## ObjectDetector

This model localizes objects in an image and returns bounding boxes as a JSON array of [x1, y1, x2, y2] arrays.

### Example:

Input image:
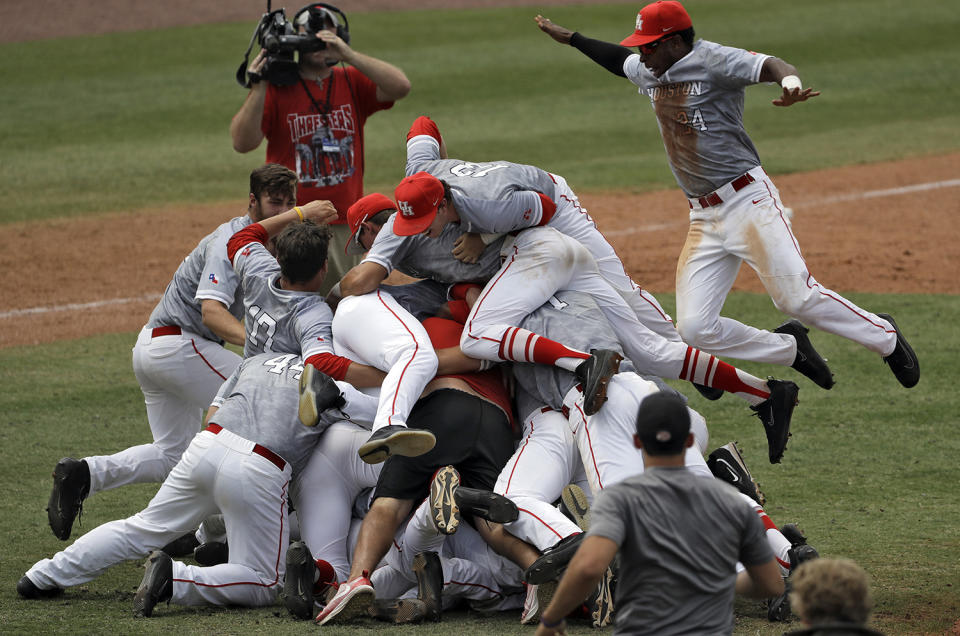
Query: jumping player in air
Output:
[[535, 1, 919, 391]]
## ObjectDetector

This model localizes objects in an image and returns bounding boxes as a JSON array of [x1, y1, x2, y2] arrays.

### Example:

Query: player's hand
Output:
[[773, 86, 820, 107], [535, 15, 574, 45], [452, 233, 485, 264], [299, 200, 339, 225]]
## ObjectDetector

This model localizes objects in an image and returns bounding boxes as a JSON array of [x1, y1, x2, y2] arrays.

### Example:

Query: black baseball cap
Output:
[[635, 391, 690, 456]]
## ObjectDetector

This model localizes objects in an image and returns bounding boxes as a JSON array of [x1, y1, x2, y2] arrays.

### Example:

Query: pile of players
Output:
[[17, 1, 918, 632]]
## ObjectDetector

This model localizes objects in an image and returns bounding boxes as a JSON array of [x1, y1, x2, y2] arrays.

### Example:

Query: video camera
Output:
[[236, 2, 350, 88]]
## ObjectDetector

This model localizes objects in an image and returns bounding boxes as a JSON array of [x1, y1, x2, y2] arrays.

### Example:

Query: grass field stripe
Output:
[[604, 178, 960, 237], [0, 293, 161, 320]]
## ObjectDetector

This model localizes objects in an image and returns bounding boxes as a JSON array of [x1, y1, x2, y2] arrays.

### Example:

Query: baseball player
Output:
[[535, 2, 920, 390], [45, 164, 296, 542], [18, 352, 346, 614]]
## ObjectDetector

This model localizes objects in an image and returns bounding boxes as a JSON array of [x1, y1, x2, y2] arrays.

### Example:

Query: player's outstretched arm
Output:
[[536, 15, 629, 78], [339, 261, 389, 298], [760, 57, 821, 107], [535, 15, 574, 44]]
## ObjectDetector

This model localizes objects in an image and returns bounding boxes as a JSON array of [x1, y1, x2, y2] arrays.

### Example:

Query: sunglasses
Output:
[[638, 34, 675, 55]]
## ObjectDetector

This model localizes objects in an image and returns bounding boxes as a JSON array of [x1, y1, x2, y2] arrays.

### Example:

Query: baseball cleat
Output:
[[133, 550, 173, 618], [47, 457, 90, 540], [751, 378, 799, 464], [692, 382, 725, 401], [453, 487, 518, 524], [559, 483, 591, 531], [193, 541, 229, 567], [575, 349, 623, 416], [412, 551, 443, 622], [298, 364, 346, 427], [877, 313, 919, 388], [767, 523, 819, 622], [524, 532, 584, 585], [367, 598, 430, 624], [774, 320, 834, 390], [520, 580, 559, 625], [358, 425, 436, 465], [587, 564, 616, 628], [429, 466, 461, 535], [16, 575, 64, 599], [707, 441, 766, 507], [283, 541, 316, 620], [314, 573, 375, 625]]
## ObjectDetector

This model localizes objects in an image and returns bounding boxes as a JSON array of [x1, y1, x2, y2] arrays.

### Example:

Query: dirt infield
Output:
[[1, 2, 957, 349]]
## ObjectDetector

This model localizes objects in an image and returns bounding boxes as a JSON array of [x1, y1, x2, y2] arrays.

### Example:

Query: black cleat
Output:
[[133, 550, 173, 618], [707, 442, 766, 507], [574, 349, 623, 416], [586, 564, 616, 628], [17, 575, 64, 599], [751, 379, 799, 464], [453, 487, 518, 524], [877, 313, 919, 388], [358, 425, 436, 465], [47, 457, 90, 540], [161, 532, 200, 558], [559, 483, 591, 531], [429, 466, 461, 535], [412, 551, 443, 622], [193, 541, 229, 567], [524, 532, 584, 585], [692, 382, 724, 401], [298, 364, 346, 427], [774, 320, 834, 389], [767, 523, 819, 622], [283, 541, 316, 620]]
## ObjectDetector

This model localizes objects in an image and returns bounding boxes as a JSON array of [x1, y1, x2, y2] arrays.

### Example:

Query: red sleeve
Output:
[[227, 224, 269, 263], [449, 282, 482, 301], [407, 115, 441, 143], [422, 317, 464, 350], [536, 192, 557, 226], [446, 300, 471, 324], [304, 353, 353, 382]]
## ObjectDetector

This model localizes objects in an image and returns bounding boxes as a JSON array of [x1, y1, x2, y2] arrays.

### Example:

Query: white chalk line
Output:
[[0, 293, 161, 320], [3, 178, 957, 321], [603, 177, 960, 238]]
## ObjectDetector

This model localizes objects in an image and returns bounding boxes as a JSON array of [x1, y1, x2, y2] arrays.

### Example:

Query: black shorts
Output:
[[374, 388, 515, 502]]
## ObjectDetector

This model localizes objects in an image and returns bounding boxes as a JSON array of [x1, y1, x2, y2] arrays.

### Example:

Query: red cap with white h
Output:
[[620, 1, 692, 47]]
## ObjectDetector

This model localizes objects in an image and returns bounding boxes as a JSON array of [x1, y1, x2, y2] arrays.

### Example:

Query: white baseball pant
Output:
[[26, 426, 291, 607], [676, 167, 897, 362], [333, 290, 438, 432], [84, 326, 240, 495]]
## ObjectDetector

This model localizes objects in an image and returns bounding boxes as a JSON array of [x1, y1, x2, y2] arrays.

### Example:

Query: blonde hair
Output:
[[789, 558, 873, 625]]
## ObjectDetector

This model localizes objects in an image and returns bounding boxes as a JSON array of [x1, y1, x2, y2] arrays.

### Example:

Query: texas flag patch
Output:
[[209, 274, 219, 284]]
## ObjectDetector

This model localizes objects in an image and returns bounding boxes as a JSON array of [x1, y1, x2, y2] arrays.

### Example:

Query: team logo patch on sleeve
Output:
[[209, 274, 219, 284], [241, 247, 251, 257]]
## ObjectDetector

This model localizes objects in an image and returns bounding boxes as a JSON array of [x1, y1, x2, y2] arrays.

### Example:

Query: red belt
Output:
[[692, 172, 756, 209], [205, 423, 286, 471], [152, 326, 181, 337]]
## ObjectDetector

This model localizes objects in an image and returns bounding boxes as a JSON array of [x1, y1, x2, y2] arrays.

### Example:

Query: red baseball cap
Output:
[[620, 1, 692, 47], [344, 193, 395, 255], [392, 172, 445, 237]]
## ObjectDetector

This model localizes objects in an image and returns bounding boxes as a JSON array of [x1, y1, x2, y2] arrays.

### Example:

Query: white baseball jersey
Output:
[[230, 235, 334, 360]]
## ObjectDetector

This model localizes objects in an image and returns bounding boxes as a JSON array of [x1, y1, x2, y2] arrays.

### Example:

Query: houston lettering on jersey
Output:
[[646, 81, 703, 101]]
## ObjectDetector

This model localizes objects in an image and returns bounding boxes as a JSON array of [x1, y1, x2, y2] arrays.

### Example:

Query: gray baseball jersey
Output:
[[147, 215, 251, 342], [361, 213, 503, 284], [406, 133, 559, 234], [231, 238, 334, 359], [623, 40, 770, 197], [589, 467, 772, 635], [210, 353, 325, 478]]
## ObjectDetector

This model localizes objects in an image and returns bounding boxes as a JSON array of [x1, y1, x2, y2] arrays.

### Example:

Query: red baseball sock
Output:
[[679, 347, 769, 401], [498, 326, 589, 370]]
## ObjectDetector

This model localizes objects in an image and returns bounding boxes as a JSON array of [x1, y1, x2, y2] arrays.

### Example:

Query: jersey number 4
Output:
[[676, 108, 708, 134]]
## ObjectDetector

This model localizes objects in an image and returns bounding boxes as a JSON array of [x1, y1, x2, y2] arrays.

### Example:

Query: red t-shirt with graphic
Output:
[[262, 66, 394, 223]]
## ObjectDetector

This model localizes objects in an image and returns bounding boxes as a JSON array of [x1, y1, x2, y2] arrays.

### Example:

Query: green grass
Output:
[[2, 0, 959, 223], [1, 294, 957, 634]]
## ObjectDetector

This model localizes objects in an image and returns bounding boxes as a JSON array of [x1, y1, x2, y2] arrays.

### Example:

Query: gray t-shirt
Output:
[[623, 40, 770, 197], [589, 466, 772, 635], [210, 353, 327, 479], [231, 238, 334, 359], [147, 215, 251, 342]]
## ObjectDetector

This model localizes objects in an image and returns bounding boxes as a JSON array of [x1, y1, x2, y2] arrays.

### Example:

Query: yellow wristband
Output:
[[294, 206, 304, 222]]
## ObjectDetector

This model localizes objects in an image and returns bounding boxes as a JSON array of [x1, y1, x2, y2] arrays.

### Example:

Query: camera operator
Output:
[[231, 3, 410, 295]]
